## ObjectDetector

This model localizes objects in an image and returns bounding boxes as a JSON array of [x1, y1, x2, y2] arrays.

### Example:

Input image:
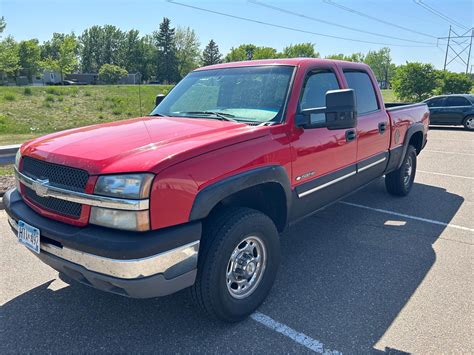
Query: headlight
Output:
[[90, 207, 150, 231], [94, 174, 154, 199], [91, 173, 154, 231], [14, 149, 22, 169]]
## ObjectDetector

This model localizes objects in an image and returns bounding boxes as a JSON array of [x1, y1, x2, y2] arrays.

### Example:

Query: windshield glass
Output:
[[151, 65, 294, 123]]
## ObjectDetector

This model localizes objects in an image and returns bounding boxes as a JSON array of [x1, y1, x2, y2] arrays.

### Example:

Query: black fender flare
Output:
[[397, 122, 426, 169], [189, 165, 292, 223]]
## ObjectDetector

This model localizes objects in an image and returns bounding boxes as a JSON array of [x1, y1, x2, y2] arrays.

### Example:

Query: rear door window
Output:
[[427, 97, 445, 107], [343, 71, 379, 115], [445, 97, 470, 106]]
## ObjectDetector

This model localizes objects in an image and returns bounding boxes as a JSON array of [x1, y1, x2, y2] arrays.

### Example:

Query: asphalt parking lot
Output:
[[1, 127, 473, 354]]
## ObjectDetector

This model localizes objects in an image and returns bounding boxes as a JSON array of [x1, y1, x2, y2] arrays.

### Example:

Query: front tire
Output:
[[385, 145, 417, 196], [463, 116, 474, 131], [191, 207, 280, 322]]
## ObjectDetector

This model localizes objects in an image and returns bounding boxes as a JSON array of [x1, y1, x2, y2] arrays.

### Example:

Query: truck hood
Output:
[[21, 116, 267, 175]]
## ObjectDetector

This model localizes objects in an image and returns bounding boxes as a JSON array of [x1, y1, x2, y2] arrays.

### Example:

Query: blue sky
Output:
[[1, 0, 473, 72]]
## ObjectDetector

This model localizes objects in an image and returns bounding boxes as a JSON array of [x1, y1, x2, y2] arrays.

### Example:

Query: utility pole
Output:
[[466, 29, 473, 74], [443, 25, 451, 70], [440, 27, 474, 72]]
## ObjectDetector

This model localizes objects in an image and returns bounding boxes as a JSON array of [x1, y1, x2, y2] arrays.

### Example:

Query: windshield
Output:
[[151, 65, 295, 123]]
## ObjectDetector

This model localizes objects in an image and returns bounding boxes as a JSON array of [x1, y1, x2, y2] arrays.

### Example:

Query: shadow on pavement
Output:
[[0, 180, 465, 353]]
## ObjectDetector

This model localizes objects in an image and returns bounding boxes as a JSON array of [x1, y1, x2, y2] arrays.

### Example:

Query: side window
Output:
[[445, 97, 470, 106], [300, 70, 340, 125], [344, 71, 379, 115], [427, 98, 445, 107]]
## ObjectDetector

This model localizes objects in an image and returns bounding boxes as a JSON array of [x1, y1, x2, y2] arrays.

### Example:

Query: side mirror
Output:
[[155, 94, 166, 107], [296, 89, 357, 130]]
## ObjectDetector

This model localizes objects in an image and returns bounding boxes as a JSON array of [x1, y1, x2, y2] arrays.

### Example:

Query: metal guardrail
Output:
[[0, 144, 20, 166]]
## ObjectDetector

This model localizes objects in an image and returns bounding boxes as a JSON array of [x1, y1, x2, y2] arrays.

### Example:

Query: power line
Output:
[[166, 0, 436, 48], [322, 0, 443, 40], [412, 0, 470, 31], [249, 0, 436, 45]]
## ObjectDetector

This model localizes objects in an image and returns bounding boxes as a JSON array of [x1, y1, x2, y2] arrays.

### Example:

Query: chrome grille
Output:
[[24, 185, 83, 218]]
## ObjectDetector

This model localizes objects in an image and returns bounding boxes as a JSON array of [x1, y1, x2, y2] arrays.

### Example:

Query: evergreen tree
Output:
[[154, 18, 179, 84], [202, 39, 222, 66]]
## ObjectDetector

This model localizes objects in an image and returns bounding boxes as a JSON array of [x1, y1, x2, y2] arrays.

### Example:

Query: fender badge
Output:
[[296, 171, 315, 181]]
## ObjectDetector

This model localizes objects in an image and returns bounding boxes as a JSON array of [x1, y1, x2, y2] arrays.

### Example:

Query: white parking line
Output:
[[424, 150, 474, 156], [417, 170, 474, 180], [339, 201, 474, 232], [251, 312, 342, 354]]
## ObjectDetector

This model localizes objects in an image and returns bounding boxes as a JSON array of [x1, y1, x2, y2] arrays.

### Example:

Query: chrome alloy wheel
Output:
[[226, 236, 267, 299], [466, 117, 474, 129], [403, 155, 413, 186]]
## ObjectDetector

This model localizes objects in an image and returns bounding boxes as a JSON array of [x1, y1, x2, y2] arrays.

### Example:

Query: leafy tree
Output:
[[282, 43, 319, 58], [79, 26, 104, 72], [98, 64, 128, 84], [326, 53, 365, 62], [0, 16, 6, 36], [392, 62, 438, 101], [41, 34, 78, 80], [0, 36, 20, 81], [137, 35, 157, 81], [364, 47, 394, 86], [175, 26, 200, 78], [436, 71, 473, 94], [18, 39, 41, 81], [202, 39, 222, 66], [120, 29, 142, 73], [41, 33, 67, 60], [153, 17, 179, 83], [225, 44, 278, 62]]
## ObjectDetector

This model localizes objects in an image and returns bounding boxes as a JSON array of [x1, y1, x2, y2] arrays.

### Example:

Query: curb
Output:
[[0, 144, 21, 166]]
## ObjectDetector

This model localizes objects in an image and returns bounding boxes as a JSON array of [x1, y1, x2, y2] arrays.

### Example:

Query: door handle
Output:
[[378, 122, 387, 134], [345, 129, 356, 142]]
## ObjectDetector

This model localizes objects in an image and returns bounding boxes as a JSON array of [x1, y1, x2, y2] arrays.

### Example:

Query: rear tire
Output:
[[463, 116, 474, 131], [191, 207, 280, 322], [385, 145, 417, 196]]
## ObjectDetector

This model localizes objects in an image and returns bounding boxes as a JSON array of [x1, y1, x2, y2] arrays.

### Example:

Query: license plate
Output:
[[17, 220, 40, 254]]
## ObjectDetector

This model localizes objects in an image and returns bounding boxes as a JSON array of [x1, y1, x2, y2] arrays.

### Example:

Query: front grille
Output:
[[22, 156, 89, 192], [20, 157, 89, 219], [24, 185, 83, 218]]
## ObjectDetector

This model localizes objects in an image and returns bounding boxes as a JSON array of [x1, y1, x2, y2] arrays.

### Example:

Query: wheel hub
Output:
[[226, 236, 267, 299]]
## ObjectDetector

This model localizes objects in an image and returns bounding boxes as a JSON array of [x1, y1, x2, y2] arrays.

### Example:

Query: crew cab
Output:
[[4, 59, 429, 322]]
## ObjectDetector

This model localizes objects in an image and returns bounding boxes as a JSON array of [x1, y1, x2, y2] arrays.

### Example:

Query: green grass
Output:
[[0, 85, 173, 144], [0, 165, 13, 176], [0, 85, 399, 145]]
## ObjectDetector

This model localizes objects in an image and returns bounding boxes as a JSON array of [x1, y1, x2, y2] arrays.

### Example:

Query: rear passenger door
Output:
[[343, 70, 390, 181], [441, 96, 471, 125], [426, 97, 446, 124]]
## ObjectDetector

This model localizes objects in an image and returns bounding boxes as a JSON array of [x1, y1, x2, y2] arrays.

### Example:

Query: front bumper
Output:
[[4, 188, 202, 298]]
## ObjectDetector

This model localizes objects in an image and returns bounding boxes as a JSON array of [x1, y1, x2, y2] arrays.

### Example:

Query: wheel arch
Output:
[[189, 166, 292, 232]]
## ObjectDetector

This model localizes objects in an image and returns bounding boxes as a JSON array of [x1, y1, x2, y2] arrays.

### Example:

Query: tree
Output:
[[437, 71, 473, 94], [0, 36, 20, 81], [325, 52, 365, 62], [202, 39, 222, 66], [392, 62, 438, 101], [282, 43, 319, 58], [18, 39, 41, 81], [0, 16, 6, 36], [225, 44, 278, 62], [137, 35, 157, 81], [153, 17, 179, 83], [79, 26, 103, 72], [41, 34, 78, 80], [364, 47, 394, 87], [253, 46, 279, 60], [98, 64, 128, 84], [175, 26, 200, 78]]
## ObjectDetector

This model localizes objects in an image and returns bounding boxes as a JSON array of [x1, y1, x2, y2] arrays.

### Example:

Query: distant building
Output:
[[119, 73, 142, 85], [43, 70, 62, 84]]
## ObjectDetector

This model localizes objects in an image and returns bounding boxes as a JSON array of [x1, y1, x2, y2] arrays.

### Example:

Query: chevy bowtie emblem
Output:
[[33, 179, 50, 197]]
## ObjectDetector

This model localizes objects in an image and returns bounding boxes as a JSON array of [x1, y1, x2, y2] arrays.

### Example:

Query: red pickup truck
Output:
[[5, 58, 429, 322]]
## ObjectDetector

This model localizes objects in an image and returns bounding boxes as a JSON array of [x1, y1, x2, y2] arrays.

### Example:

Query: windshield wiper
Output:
[[148, 113, 165, 117], [179, 111, 238, 122]]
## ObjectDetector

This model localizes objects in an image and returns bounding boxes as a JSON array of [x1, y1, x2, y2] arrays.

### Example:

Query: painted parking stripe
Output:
[[251, 312, 342, 354], [424, 150, 474, 156], [339, 201, 474, 233], [417, 170, 474, 180]]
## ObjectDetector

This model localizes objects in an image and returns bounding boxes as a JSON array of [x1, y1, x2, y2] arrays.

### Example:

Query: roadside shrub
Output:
[[392, 62, 438, 101], [46, 87, 61, 95], [45, 95, 55, 102], [23, 87, 33, 95], [98, 64, 128, 84], [436, 71, 473, 94], [4, 94, 16, 101]]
